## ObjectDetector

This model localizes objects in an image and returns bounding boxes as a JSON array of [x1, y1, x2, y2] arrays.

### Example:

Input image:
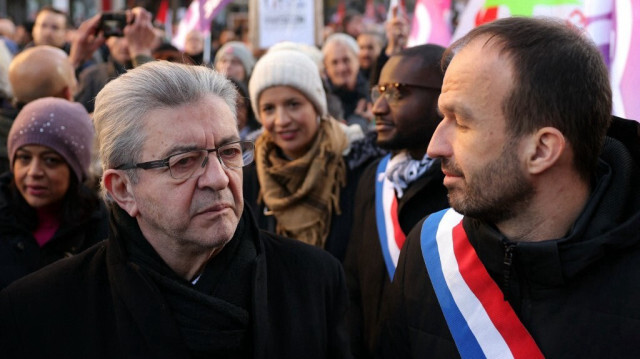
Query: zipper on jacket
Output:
[[502, 243, 516, 301]]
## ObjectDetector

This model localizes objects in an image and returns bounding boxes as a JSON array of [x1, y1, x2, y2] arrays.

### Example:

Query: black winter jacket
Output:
[[344, 156, 448, 358], [0, 205, 352, 359], [0, 171, 108, 290], [378, 138, 640, 358]]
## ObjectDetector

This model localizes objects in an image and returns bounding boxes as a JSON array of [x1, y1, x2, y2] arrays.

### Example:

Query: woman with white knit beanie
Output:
[[244, 49, 375, 261]]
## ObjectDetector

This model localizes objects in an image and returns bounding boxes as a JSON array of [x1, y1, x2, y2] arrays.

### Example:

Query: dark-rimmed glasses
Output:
[[115, 140, 254, 179], [371, 83, 441, 104]]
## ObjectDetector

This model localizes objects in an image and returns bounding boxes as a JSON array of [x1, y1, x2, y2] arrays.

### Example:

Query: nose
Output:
[[426, 118, 453, 159], [219, 61, 231, 74], [197, 152, 229, 191], [371, 94, 389, 116], [26, 158, 45, 177], [336, 60, 349, 73], [274, 106, 291, 127]]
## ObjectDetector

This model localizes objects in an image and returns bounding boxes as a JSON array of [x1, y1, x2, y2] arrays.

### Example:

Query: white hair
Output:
[[322, 33, 359, 57], [93, 61, 237, 198]]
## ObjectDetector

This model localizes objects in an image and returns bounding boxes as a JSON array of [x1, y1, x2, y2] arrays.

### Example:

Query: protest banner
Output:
[[249, 0, 323, 50]]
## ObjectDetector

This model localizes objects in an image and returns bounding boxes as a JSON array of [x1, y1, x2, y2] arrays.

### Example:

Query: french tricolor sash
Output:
[[375, 154, 406, 279], [420, 208, 544, 359]]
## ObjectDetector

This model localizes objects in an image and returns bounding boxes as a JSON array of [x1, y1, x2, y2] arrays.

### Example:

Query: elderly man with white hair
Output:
[[322, 33, 372, 131]]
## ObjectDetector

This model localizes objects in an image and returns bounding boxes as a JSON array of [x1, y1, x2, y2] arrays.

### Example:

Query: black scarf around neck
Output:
[[111, 206, 256, 359]]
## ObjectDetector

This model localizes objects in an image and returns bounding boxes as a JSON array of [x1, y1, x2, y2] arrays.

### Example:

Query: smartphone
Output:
[[99, 11, 127, 37]]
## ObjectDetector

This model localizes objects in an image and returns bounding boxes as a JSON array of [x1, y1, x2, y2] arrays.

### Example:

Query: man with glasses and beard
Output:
[[378, 17, 640, 358], [344, 44, 449, 358], [0, 62, 351, 359]]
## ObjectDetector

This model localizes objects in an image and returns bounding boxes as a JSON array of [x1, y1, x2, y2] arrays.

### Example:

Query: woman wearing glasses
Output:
[[245, 49, 383, 261], [0, 98, 108, 290]]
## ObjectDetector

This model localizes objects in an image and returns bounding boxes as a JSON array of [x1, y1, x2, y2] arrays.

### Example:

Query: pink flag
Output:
[[612, 0, 640, 121], [452, 0, 639, 122], [172, 0, 232, 50], [407, 0, 452, 47]]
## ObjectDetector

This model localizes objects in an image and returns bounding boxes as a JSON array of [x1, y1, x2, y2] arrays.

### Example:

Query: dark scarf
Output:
[[112, 206, 256, 359], [327, 73, 370, 119]]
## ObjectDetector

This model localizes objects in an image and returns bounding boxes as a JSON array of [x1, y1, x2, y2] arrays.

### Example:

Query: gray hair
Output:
[[322, 33, 359, 57], [0, 40, 12, 100], [93, 61, 237, 198]]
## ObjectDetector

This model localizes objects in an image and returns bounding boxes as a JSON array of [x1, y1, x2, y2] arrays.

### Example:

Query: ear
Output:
[[57, 86, 73, 101], [102, 169, 139, 217], [522, 127, 566, 175]]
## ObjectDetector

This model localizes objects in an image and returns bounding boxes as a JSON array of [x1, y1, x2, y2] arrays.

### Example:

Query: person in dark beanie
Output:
[[0, 97, 108, 290]]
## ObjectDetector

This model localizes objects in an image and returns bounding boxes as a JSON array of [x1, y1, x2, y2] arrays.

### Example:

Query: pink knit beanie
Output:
[[8, 97, 94, 182]]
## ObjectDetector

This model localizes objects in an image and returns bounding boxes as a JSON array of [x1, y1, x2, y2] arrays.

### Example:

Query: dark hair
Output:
[[35, 6, 70, 29], [442, 17, 611, 180], [396, 44, 445, 85], [10, 174, 101, 230], [228, 77, 261, 132], [358, 30, 384, 46], [152, 43, 196, 65]]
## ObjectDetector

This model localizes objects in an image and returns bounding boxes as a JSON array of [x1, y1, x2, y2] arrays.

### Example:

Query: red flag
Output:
[[156, 0, 169, 24]]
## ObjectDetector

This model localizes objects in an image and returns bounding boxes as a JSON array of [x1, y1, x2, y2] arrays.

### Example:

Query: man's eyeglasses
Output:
[[115, 140, 255, 180], [371, 83, 440, 104]]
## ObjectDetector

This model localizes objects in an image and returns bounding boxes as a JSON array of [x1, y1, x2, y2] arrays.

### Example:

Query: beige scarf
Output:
[[255, 117, 348, 248]]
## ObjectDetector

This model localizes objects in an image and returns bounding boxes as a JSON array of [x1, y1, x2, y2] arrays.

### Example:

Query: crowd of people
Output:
[[0, 4, 639, 359]]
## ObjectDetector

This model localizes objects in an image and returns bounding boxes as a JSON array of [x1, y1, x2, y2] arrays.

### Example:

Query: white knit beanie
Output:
[[249, 49, 328, 122]]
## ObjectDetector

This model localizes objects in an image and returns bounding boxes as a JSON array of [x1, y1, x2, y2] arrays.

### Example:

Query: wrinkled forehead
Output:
[[325, 42, 357, 60], [140, 95, 238, 151]]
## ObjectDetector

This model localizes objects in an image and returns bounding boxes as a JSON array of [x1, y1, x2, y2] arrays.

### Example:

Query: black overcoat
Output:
[[0, 206, 352, 359]]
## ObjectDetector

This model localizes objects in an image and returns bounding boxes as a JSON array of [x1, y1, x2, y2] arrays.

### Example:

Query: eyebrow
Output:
[[16, 148, 60, 156], [440, 101, 474, 122], [159, 135, 241, 159], [160, 145, 200, 159]]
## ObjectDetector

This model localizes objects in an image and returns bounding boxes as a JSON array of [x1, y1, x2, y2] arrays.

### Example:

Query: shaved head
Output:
[[9, 45, 77, 106], [0, 18, 16, 38]]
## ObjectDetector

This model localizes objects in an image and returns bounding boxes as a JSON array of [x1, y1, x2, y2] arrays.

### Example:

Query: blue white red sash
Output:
[[420, 208, 544, 359], [375, 154, 406, 279]]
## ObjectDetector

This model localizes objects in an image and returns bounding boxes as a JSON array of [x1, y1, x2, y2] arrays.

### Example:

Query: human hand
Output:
[[354, 98, 374, 123], [68, 13, 104, 69], [385, 5, 409, 56], [124, 7, 155, 58]]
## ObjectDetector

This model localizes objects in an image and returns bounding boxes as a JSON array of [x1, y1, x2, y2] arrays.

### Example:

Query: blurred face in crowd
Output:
[[324, 41, 359, 90], [373, 55, 442, 158], [345, 14, 364, 38], [219, 29, 236, 45], [427, 36, 534, 223], [236, 89, 249, 130], [215, 53, 246, 82], [0, 19, 16, 39], [259, 86, 319, 159], [14, 145, 71, 209], [357, 33, 382, 71], [14, 24, 33, 47], [125, 94, 244, 252], [184, 30, 204, 56], [32, 10, 67, 48], [106, 36, 131, 64]]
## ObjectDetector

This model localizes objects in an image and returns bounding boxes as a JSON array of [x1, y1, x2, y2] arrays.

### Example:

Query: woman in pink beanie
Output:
[[0, 97, 108, 290]]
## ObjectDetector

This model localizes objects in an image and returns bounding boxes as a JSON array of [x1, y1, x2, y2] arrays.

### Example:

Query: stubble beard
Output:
[[444, 144, 535, 224]]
